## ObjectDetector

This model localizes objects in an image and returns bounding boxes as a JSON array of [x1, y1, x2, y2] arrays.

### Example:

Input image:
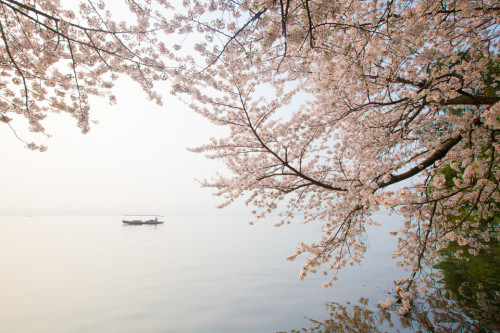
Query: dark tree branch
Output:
[[201, 9, 266, 71], [0, 21, 29, 112], [237, 86, 347, 192], [380, 134, 463, 188], [303, 0, 314, 48], [441, 95, 500, 106]]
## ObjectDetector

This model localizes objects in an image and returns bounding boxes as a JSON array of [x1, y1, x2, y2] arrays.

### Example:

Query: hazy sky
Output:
[[0, 78, 240, 216]]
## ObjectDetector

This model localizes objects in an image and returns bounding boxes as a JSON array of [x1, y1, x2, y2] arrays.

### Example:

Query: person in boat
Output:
[[155, 217, 158, 222]]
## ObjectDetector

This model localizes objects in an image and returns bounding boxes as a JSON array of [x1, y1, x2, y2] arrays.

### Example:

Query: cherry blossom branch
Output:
[[0, 0, 162, 69], [303, 0, 315, 48], [0, 21, 29, 113], [237, 87, 347, 192], [380, 134, 463, 188], [1, 0, 155, 34], [66, 39, 85, 123], [441, 95, 500, 106], [201, 9, 266, 71]]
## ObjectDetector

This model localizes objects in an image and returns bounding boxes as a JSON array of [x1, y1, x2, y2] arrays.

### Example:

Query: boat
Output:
[[122, 218, 164, 225]]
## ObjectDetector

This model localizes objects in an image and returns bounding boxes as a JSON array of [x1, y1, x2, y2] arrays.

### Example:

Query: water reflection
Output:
[[434, 242, 499, 331], [122, 223, 163, 228], [281, 289, 497, 333], [282, 243, 499, 333]]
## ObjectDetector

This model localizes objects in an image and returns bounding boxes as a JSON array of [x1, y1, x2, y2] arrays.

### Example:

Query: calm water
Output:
[[1, 214, 494, 332]]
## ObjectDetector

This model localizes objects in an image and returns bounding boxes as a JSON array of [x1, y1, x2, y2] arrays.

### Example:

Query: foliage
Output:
[[1, 0, 499, 297], [435, 242, 500, 330]]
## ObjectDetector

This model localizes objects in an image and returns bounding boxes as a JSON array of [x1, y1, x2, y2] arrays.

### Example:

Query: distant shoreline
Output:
[[122, 214, 164, 217]]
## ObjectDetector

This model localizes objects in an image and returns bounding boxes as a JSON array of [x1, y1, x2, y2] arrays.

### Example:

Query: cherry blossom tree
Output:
[[2, 0, 499, 303], [0, 0, 173, 150], [169, 0, 500, 299]]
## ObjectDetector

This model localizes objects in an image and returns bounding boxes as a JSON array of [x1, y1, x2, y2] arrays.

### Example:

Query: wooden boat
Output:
[[122, 218, 164, 225]]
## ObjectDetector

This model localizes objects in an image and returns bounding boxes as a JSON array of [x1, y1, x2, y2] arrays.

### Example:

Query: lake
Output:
[[0, 214, 497, 332]]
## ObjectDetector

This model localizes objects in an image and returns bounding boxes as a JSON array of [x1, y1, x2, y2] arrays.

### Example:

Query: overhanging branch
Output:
[[441, 95, 500, 106], [380, 134, 463, 188]]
